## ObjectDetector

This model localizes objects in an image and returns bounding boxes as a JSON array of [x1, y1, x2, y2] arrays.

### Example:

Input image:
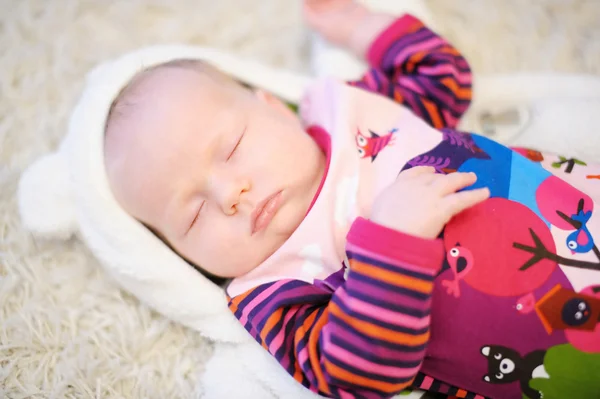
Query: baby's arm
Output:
[[229, 218, 443, 398], [305, 0, 472, 129], [228, 169, 489, 398], [352, 14, 472, 129]]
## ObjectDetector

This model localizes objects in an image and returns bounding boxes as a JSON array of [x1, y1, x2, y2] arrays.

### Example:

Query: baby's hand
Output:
[[303, 0, 369, 47], [303, 0, 395, 57], [371, 167, 490, 239]]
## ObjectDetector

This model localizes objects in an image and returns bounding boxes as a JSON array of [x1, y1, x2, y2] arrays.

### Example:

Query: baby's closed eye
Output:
[[226, 127, 246, 161], [187, 200, 205, 234]]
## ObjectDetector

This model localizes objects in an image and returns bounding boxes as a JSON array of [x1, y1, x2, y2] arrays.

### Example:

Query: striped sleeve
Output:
[[349, 14, 472, 129], [228, 217, 445, 398]]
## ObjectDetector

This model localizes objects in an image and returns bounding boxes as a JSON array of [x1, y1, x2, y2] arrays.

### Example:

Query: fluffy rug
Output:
[[1, 0, 599, 397]]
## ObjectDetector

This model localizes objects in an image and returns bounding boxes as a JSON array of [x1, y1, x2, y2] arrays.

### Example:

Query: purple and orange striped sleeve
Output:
[[228, 217, 445, 398], [349, 15, 472, 130]]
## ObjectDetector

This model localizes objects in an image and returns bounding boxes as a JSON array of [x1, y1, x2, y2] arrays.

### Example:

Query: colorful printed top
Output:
[[226, 15, 600, 399]]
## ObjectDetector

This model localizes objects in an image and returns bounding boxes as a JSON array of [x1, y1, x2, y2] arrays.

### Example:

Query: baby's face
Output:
[[105, 66, 326, 277]]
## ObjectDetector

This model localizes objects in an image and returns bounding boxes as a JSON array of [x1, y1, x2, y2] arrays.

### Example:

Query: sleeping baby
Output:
[[60, 0, 600, 398]]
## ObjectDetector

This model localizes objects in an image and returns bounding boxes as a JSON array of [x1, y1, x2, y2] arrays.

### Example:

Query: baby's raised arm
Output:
[[305, 0, 473, 129], [303, 0, 395, 58]]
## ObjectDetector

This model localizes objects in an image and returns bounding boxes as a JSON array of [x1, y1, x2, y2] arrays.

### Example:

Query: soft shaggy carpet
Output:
[[1, 0, 599, 397]]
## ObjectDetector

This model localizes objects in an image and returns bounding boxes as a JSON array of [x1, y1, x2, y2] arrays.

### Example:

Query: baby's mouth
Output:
[[251, 190, 283, 235]]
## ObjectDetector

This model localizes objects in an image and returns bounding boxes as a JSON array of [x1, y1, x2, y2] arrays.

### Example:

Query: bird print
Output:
[[515, 292, 536, 314], [355, 128, 397, 162], [441, 244, 474, 297], [566, 209, 595, 254], [446, 198, 558, 297]]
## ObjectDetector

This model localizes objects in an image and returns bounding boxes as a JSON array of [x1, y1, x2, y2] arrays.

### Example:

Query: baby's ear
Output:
[[254, 89, 298, 121], [18, 152, 77, 240]]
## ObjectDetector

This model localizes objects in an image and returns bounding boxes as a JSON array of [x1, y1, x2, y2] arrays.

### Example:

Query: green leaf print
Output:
[[551, 156, 587, 173], [528, 344, 600, 399], [286, 101, 299, 114]]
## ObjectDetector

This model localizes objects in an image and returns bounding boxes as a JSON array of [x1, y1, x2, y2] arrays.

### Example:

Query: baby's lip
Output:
[[251, 190, 283, 235]]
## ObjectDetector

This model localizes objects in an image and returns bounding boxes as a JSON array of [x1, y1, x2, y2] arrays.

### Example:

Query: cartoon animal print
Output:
[[401, 129, 490, 175], [527, 182, 600, 271], [444, 198, 558, 297], [558, 200, 595, 254], [536, 178, 595, 231], [533, 284, 600, 334], [564, 285, 600, 353], [441, 244, 474, 297], [562, 298, 593, 326], [480, 345, 547, 399], [355, 128, 397, 161]]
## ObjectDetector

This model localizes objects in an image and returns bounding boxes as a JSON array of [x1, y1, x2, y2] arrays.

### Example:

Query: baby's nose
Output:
[[215, 178, 251, 215]]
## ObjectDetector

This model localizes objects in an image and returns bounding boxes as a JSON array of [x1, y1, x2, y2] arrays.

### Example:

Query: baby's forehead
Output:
[[125, 65, 218, 105], [107, 60, 246, 128], [104, 61, 244, 172], [129, 59, 242, 98], [103, 59, 252, 167], [102, 66, 216, 223]]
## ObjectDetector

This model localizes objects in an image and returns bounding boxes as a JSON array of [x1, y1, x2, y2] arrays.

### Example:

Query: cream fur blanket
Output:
[[1, 0, 599, 397]]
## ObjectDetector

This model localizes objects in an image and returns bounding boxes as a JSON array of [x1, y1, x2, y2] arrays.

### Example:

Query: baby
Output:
[[103, 1, 600, 398]]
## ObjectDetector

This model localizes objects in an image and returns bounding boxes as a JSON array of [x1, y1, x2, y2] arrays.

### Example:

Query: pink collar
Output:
[[305, 125, 332, 215]]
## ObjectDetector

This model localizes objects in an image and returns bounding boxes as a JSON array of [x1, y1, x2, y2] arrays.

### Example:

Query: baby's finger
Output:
[[444, 187, 491, 217], [398, 166, 436, 180], [434, 172, 478, 195]]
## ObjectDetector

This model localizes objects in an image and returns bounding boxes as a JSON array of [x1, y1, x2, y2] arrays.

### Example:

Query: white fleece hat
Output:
[[17, 44, 311, 343]]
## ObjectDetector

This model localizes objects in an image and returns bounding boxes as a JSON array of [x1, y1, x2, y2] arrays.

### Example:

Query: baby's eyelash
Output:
[[188, 201, 205, 232], [226, 129, 245, 161]]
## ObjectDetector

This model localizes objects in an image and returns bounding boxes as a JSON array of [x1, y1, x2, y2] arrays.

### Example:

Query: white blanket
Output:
[[9, 1, 600, 398]]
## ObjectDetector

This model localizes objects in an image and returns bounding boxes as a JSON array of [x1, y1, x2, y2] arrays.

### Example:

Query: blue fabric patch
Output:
[[457, 134, 512, 198]]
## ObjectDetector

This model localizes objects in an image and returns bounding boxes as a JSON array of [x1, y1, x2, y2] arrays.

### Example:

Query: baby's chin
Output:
[[244, 211, 302, 266], [275, 195, 311, 237]]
